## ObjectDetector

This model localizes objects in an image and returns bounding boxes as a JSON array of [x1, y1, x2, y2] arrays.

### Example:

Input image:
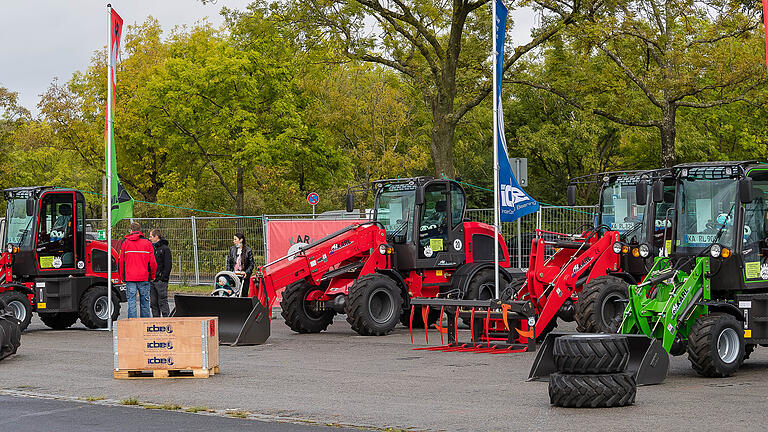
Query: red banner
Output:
[[266, 219, 366, 263]]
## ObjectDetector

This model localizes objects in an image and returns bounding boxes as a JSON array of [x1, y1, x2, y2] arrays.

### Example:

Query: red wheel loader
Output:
[[0, 187, 126, 331], [251, 177, 516, 337], [409, 170, 675, 352]]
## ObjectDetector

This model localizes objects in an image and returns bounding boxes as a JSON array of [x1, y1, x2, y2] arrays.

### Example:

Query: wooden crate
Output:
[[114, 317, 219, 377]]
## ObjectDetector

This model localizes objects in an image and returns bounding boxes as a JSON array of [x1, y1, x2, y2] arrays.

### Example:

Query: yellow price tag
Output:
[[745, 262, 760, 279], [40, 256, 54, 268]]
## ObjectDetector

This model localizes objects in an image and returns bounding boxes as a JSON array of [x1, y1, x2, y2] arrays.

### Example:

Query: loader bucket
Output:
[[527, 332, 669, 386], [171, 295, 270, 346]]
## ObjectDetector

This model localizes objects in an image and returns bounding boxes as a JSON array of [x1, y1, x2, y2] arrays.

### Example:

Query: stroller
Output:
[[211, 271, 246, 297]]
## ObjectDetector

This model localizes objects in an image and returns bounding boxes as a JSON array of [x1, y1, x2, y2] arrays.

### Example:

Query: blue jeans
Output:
[[126, 281, 151, 318]]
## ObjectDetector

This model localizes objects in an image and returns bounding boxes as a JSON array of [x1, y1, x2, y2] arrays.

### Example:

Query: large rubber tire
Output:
[[553, 334, 630, 374], [575, 275, 628, 333], [462, 269, 508, 327], [280, 281, 335, 333], [39, 312, 79, 330], [0, 291, 32, 331], [346, 274, 403, 336], [79, 286, 120, 329], [687, 313, 745, 378], [549, 372, 636, 408]]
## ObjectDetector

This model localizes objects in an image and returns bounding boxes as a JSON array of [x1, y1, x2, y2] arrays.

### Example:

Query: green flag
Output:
[[105, 8, 133, 226]]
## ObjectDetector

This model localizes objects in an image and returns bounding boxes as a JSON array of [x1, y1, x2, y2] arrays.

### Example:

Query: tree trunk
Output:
[[660, 104, 677, 168], [236, 166, 244, 215], [430, 106, 456, 179]]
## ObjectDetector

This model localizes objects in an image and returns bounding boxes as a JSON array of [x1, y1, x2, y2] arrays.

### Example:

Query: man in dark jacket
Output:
[[149, 229, 172, 317], [119, 223, 157, 318]]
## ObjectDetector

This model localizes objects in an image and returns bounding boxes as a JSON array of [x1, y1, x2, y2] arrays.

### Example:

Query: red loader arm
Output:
[[251, 222, 390, 313]]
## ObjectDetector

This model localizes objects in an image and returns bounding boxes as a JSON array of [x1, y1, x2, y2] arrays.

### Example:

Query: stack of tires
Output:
[[0, 299, 22, 361], [549, 334, 636, 408]]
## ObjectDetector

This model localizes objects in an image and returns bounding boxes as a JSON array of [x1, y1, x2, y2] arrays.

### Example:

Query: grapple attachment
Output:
[[171, 294, 270, 346], [527, 331, 669, 385], [409, 298, 536, 354]]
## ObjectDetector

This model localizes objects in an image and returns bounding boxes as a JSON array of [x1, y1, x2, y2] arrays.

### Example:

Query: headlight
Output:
[[710, 244, 721, 258], [639, 244, 650, 258], [612, 242, 622, 254], [378, 244, 388, 255]]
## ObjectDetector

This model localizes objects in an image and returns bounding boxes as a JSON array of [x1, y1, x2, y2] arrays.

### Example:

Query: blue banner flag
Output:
[[494, 0, 538, 222]]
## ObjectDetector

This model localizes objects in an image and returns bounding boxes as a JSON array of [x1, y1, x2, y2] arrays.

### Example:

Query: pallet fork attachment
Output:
[[527, 331, 669, 385], [409, 298, 537, 354], [171, 294, 270, 346]]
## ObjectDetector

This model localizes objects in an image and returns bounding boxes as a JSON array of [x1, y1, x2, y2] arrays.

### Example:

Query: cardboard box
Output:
[[114, 317, 219, 371]]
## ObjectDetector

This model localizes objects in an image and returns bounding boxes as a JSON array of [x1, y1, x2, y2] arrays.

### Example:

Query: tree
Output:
[[514, 0, 767, 167], [275, 0, 587, 178]]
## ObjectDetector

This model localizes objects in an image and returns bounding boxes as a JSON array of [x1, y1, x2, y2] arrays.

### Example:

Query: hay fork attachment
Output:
[[409, 298, 536, 353]]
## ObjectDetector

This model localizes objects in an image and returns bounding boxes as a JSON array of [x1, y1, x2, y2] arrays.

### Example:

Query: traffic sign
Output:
[[307, 192, 319, 205]]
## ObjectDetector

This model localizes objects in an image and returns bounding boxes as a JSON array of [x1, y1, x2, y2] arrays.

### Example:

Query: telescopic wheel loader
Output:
[[0, 187, 126, 331], [250, 177, 517, 337], [410, 170, 674, 352]]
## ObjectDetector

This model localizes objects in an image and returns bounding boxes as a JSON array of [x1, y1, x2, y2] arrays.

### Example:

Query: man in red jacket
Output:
[[119, 222, 157, 318]]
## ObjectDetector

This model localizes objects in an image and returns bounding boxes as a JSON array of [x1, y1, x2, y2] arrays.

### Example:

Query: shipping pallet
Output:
[[114, 365, 219, 379]]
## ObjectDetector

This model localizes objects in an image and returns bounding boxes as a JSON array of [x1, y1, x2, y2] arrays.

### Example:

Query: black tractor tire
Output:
[[280, 281, 335, 334], [346, 274, 403, 336], [549, 372, 636, 408], [462, 269, 508, 327], [0, 291, 32, 331], [553, 334, 630, 374], [574, 275, 628, 333], [687, 313, 745, 378], [79, 286, 120, 329], [400, 307, 441, 328], [39, 312, 79, 330]]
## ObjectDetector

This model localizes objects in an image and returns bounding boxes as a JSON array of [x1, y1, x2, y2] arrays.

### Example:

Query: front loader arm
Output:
[[254, 223, 388, 311]]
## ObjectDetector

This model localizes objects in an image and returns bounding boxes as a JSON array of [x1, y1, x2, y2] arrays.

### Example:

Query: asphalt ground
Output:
[[1, 394, 359, 432], [3, 304, 768, 431]]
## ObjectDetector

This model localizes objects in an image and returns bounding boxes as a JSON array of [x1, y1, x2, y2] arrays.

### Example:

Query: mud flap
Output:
[[0, 310, 21, 360], [171, 295, 270, 346], [527, 331, 669, 385]]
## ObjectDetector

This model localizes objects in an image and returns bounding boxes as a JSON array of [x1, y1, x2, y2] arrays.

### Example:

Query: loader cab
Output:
[[670, 162, 768, 291], [3, 187, 87, 279], [372, 178, 466, 270]]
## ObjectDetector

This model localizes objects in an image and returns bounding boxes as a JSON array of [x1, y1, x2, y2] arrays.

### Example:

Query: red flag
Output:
[[109, 8, 123, 96], [763, 0, 768, 76]]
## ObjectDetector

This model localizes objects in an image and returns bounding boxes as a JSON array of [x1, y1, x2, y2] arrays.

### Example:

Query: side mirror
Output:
[[345, 192, 355, 213], [415, 187, 425, 206], [652, 180, 664, 203], [26, 198, 35, 217], [635, 180, 648, 206], [739, 178, 754, 203], [566, 184, 577, 207]]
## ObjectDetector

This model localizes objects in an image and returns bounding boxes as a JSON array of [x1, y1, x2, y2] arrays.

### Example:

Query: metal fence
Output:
[[1, 205, 596, 286]]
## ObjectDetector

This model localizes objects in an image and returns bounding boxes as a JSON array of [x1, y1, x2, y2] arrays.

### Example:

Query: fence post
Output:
[[516, 218, 522, 269], [191, 216, 200, 285], [262, 214, 268, 265]]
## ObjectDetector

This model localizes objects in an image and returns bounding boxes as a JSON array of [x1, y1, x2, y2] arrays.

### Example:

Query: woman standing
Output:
[[227, 232, 255, 296]]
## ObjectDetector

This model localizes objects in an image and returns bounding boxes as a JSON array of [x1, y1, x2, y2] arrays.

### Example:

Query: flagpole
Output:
[[492, 0, 500, 299], [106, 3, 113, 332]]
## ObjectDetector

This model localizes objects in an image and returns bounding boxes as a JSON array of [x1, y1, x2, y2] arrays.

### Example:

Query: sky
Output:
[[0, 0, 536, 116]]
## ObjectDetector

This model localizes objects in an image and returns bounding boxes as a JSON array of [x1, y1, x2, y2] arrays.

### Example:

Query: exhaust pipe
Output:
[[527, 331, 669, 385]]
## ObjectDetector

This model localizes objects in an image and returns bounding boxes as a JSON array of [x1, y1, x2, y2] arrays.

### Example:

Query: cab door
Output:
[[414, 181, 466, 268], [35, 191, 85, 275]]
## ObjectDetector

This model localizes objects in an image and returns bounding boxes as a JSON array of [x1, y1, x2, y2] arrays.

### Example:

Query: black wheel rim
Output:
[[600, 292, 625, 332], [302, 289, 327, 322], [368, 288, 395, 324]]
